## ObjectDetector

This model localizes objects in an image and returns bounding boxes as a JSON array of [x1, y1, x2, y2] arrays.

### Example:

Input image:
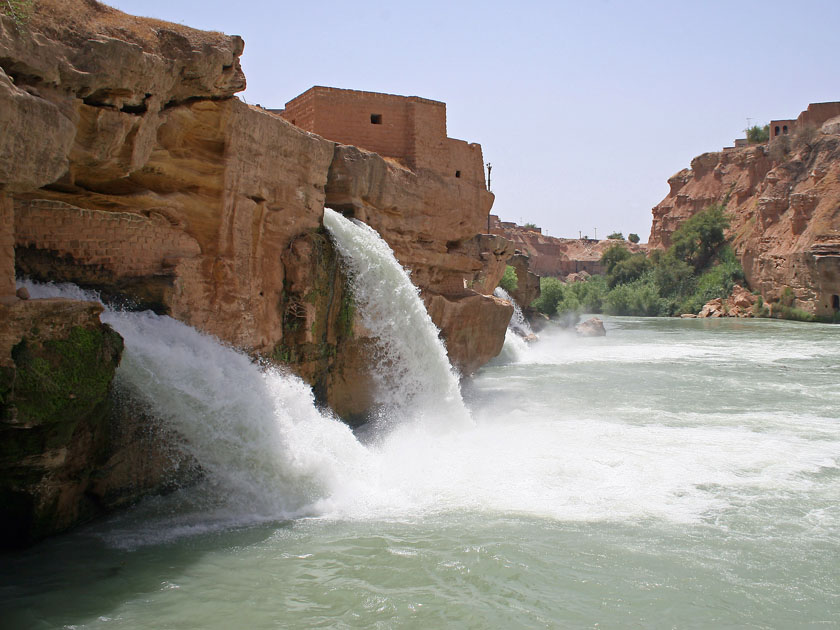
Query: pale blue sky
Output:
[[107, 0, 839, 241]]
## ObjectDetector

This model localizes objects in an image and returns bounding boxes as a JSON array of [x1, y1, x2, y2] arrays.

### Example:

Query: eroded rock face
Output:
[[649, 132, 840, 319], [1, 1, 511, 417], [0, 299, 123, 547]]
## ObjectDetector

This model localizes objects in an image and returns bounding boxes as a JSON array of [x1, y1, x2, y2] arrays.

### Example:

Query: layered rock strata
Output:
[[650, 119, 840, 318], [0, 1, 515, 543], [1, 1, 511, 413]]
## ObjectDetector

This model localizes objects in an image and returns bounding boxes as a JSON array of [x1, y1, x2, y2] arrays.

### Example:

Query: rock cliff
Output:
[[1, 1, 510, 405], [488, 215, 645, 281], [0, 1, 513, 542], [649, 117, 840, 319]]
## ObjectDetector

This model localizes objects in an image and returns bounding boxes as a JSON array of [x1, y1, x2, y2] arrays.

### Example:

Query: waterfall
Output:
[[322, 209, 471, 429], [20, 281, 368, 528], [494, 286, 533, 337]]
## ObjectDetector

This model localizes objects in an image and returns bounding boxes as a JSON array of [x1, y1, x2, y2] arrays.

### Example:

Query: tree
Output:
[[670, 203, 730, 271], [607, 232, 624, 240], [498, 265, 518, 293], [628, 233, 640, 244], [608, 253, 650, 288], [746, 124, 770, 144]]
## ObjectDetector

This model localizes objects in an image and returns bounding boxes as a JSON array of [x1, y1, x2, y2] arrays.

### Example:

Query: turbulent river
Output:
[[3, 215, 838, 628]]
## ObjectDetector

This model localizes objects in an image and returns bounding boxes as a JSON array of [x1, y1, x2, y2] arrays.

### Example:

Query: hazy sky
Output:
[[107, 0, 839, 242]]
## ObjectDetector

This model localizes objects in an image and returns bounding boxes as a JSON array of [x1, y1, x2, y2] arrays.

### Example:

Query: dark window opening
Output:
[[774, 126, 780, 136], [291, 119, 296, 125], [455, 170, 461, 178], [832, 294, 839, 311], [370, 114, 382, 124], [783, 125, 789, 134]]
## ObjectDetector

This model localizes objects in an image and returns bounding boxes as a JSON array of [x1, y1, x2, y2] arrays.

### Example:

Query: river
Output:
[[2, 313, 837, 629]]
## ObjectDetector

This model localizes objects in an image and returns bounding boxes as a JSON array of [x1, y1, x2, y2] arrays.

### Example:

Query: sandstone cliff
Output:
[[649, 119, 840, 319], [0, 1, 511, 410], [0, 1, 513, 542]]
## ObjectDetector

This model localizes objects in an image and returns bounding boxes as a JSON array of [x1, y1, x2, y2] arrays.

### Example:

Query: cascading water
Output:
[[322, 208, 471, 428], [493, 286, 532, 363], [7, 280, 839, 628], [493, 286, 533, 337], [21, 281, 368, 534]]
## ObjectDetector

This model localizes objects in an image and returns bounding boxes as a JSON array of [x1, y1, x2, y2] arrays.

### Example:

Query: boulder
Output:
[[576, 316, 606, 337]]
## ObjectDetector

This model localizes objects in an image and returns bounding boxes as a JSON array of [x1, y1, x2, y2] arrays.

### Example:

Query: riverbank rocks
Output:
[[576, 317, 606, 337], [697, 285, 758, 318]]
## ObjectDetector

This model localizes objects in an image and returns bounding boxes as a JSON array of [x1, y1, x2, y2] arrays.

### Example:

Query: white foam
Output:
[[323, 208, 470, 429]]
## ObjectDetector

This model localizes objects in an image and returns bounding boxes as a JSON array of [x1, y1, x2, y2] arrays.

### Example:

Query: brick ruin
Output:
[[733, 101, 840, 146], [275, 86, 487, 188]]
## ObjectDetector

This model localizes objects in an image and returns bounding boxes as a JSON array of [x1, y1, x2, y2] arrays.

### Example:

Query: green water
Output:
[[2, 317, 838, 629]]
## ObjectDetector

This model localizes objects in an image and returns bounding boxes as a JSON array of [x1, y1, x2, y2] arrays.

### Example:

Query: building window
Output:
[[832, 294, 839, 310], [370, 114, 382, 124], [783, 125, 788, 134], [774, 126, 780, 136], [455, 170, 461, 178]]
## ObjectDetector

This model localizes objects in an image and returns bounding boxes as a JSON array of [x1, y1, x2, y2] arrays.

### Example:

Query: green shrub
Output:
[[772, 305, 815, 322], [531, 277, 566, 317], [779, 286, 795, 307], [499, 265, 518, 293], [607, 232, 624, 240], [671, 248, 743, 315], [746, 124, 769, 144], [1, 0, 32, 27], [556, 292, 580, 316], [628, 233, 640, 244], [568, 274, 608, 312], [653, 251, 695, 298], [607, 252, 650, 288], [605, 277, 667, 317], [601, 244, 631, 273]]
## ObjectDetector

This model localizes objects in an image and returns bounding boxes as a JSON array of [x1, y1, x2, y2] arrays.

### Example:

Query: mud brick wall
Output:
[[281, 87, 488, 190]]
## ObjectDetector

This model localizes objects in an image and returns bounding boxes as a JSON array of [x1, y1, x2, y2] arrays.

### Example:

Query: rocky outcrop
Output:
[[650, 112, 840, 319], [489, 215, 646, 278], [506, 252, 540, 308], [696, 285, 759, 318], [575, 316, 606, 337], [1, 1, 510, 414], [0, 299, 122, 547], [0, 1, 516, 543]]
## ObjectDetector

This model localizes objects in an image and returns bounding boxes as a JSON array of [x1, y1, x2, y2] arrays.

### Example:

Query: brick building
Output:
[[770, 101, 840, 140], [275, 87, 487, 188], [769, 119, 795, 140]]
